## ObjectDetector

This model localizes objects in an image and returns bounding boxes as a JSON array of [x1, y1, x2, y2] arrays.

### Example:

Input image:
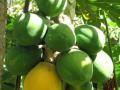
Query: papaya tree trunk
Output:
[[64, 0, 76, 22], [0, 0, 7, 89]]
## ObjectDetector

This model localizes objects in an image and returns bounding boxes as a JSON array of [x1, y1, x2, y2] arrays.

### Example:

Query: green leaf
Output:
[[107, 5, 120, 26]]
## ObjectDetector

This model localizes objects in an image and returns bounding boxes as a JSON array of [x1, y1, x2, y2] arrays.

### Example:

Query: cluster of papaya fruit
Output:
[[3, 0, 114, 90]]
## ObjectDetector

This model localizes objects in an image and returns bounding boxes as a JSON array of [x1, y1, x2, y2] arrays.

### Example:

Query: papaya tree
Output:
[[0, 0, 7, 89]]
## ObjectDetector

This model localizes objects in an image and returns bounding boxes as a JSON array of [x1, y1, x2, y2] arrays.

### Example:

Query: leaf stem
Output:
[[103, 11, 118, 90]]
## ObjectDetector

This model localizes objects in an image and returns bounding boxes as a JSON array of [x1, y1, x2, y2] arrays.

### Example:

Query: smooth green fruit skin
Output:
[[92, 50, 114, 83], [13, 13, 47, 46], [1, 84, 15, 90], [1, 69, 16, 84], [45, 23, 76, 52], [35, 0, 67, 17], [67, 82, 94, 90], [56, 49, 93, 86], [5, 46, 42, 75], [75, 24, 105, 55], [1, 69, 16, 90]]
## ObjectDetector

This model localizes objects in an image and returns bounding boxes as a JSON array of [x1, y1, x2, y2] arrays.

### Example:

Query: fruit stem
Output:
[[15, 75, 21, 90], [42, 45, 55, 63]]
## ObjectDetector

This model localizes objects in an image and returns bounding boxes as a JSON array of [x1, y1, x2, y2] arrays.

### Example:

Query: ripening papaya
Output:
[[24, 62, 64, 90]]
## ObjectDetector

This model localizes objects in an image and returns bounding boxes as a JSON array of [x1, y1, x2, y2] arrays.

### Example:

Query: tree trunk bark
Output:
[[0, 0, 7, 89]]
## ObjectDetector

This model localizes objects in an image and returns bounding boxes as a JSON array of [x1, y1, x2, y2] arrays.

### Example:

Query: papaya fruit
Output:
[[45, 23, 76, 52], [35, 0, 67, 17], [5, 46, 42, 75], [13, 13, 47, 46], [67, 82, 94, 90], [1, 84, 15, 90], [56, 49, 93, 86], [24, 62, 64, 90], [75, 24, 105, 55], [1, 69, 16, 84], [1, 69, 16, 90], [92, 50, 114, 83]]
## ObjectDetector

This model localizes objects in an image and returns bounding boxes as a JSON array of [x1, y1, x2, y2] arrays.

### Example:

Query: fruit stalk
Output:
[[15, 75, 21, 90]]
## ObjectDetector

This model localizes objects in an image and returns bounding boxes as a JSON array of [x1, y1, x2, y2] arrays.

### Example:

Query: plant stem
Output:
[[103, 12, 112, 59], [103, 11, 118, 90], [23, 0, 30, 13], [15, 75, 21, 90]]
